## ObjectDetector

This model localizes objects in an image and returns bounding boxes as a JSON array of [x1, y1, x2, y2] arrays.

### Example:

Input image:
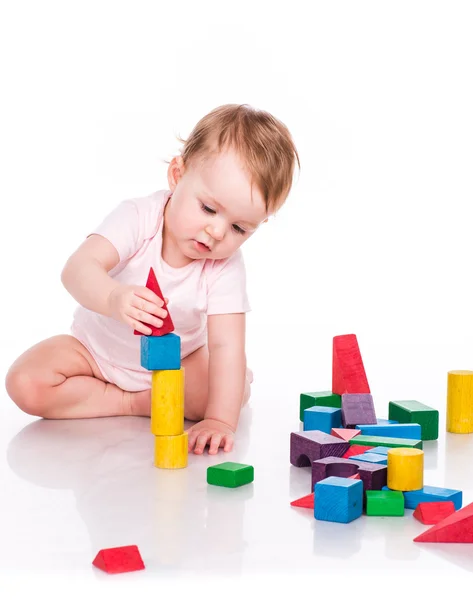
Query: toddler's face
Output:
[[165, 148, 268, 264]]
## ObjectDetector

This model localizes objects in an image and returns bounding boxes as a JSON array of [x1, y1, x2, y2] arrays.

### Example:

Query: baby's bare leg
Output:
[[5, 335, 146, 419], [179, 345, 251, 422]]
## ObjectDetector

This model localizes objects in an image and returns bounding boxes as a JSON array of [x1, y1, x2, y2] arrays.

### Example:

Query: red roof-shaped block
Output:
[[348, 473, 361, 479], [291, 492, 314, 509], [331, 428, 361, 442], [414, 501, 473, 543], [92, 545, 145, 574], [413, 501, 456, 525], [332, 334, 370, 395], [133, 267, 174, 336]]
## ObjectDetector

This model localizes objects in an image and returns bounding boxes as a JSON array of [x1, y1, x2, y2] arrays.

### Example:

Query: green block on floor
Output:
[[388, 400, 439, 441], [349, 434, 423, 449], [207, 462, 254, 488], [366, 490, 405, 516], [299, 391, 342, 421]]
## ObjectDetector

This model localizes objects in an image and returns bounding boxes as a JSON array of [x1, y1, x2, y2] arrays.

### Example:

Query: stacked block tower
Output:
[[137, 267, 187, 469]]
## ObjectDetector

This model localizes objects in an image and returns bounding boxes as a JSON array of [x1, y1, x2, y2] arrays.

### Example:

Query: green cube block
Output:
[[349, 434, 423, 449], [207, 462, 254, 488], [388, 400, 439, 441], [366, 490, 405, 516], [300, 391, 342, 421]]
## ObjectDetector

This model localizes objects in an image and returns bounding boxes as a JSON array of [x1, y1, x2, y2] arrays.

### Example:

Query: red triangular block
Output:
[[290, 492, 314, 509], [413, 501, 456, 525], [331, 428, 361, 442], [414, 502, 473, 543], [133, 267, 174, 336], [348, 473, 361, 479], [332, 334, 370, 395], [92, 545, 145, 574], [343, 445, 373, 459]]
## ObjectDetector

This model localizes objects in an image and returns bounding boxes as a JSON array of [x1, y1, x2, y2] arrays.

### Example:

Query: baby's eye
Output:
[[232, 224, 246, 235], [200, 202, 216, 215]]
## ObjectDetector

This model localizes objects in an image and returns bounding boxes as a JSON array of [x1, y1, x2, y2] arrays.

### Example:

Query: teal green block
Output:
[[207, 462, 254, 488], [300, 391, 342, 421]]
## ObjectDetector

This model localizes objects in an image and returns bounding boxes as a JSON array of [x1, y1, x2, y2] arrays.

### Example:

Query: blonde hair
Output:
[[177, 104, 300, 214]]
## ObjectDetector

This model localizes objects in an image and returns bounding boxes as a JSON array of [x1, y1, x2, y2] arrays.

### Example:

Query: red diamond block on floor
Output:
[[133, 267, 174, 336], [92, 545, 145, 574], [413, 501, 456, 525], [291, 492, 314, 509], [414, 502, 473, 543], [343, 445, 373, 459]]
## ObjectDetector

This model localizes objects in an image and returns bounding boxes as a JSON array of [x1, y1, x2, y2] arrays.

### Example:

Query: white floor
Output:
[[1, 323, 473, 596]]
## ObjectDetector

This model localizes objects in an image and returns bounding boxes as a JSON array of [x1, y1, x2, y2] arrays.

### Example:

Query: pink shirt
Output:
[[71, 190, 251, 392]]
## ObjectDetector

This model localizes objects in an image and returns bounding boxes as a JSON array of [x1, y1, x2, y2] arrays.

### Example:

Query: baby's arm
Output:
[[62, 234, 166, 333], [187, 313, 247, 454]]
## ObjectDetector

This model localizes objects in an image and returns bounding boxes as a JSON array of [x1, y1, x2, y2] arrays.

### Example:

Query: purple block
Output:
[[341, 393, 376, 428], [290, 431, 349, 467], [311, 456, 387, 495]]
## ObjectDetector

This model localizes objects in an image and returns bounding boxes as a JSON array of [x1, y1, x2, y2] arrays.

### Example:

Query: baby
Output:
[[5, 104, 299, 455]]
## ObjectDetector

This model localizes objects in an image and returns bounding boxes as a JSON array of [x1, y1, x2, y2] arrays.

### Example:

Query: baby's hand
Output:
[[107, 284, 168, 335], [187, 419, 235, 455]]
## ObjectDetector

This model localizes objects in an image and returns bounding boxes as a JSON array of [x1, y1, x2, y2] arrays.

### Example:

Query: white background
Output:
[[1, 1, 473, 596]]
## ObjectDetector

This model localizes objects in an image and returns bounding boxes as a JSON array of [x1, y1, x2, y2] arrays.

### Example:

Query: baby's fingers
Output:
[[223, 434, 234, 453], [208, 433, 224, 455], [193, 431, 210, 455]]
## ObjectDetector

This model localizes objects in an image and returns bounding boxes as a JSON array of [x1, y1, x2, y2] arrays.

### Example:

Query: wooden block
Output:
[[414, 502, 473, 543], [303, 406, 341, 433], [413, 501, 456, 524], [331, 428, 361, 442], [348, 473, 361, 479], [350, 452, 387, 465], [133, 267, 175, 336], [350, 435, 422, 449], [446, 371, 473, 434], [300, 391, 341, 421], [376, 418, 399, 425], [343, 444, 374, 459], [387, 447, 424, 491], [312, 456, 387, 495], [290, 431, 349, 467], [368, 446, 389, 455], [151, 369, 184, 436], [366, 490, 404, 516], [355, 423, 421, 440], [154, 433, 188, 469], [388, 400, 439, 440], [332, 334, 370, 395], [315, 476, 363, 523], [382, 485, 463, 510], [341, 393, 376, 427], [290, 492, 314, 508], [140, 333, 181, 371], [207, 462, 254, 488], [92, 545, 145, 574]]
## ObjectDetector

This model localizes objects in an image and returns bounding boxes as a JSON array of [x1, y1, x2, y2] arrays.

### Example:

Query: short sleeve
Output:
[[206, 249, 251, 315], [89, 191, 168, 262]]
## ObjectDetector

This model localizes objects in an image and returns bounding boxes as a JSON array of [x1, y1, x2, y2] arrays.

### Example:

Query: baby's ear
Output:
[[167, 156, 185, 191]]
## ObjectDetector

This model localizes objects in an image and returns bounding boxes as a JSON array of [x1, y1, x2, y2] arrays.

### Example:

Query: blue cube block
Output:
[[382, 485, 462, 510], [349, 452, 387, 465], [140, 334, 181, 371], [303, 406, 341, 433], [355, 423, 421, 439], [369, 446, 389, 455], [314, 476, 363, 523]]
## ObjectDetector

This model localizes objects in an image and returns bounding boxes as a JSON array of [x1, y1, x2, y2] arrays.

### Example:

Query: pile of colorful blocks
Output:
[[290, 333, 473, 543]]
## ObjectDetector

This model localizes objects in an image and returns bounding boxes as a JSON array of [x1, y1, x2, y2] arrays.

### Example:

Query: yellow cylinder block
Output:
[[447, 370, 473, 434], [154, 433, 188, 469], [387, 447, 424, 491], [151, 368, 184, 436]]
